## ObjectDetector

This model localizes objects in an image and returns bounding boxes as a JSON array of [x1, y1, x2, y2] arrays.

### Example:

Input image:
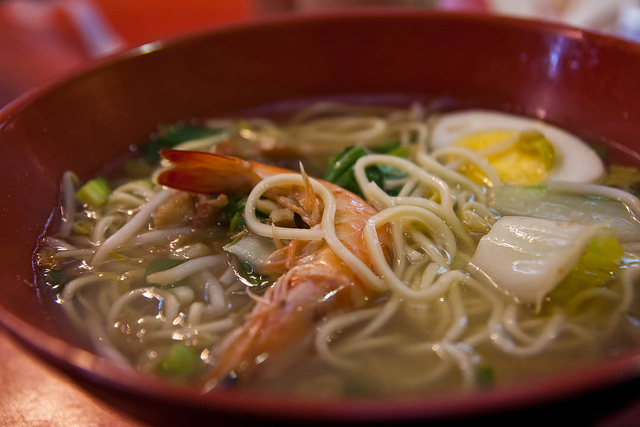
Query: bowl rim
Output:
[[3, 7, 640, 118], [2, 9, 640, 422]]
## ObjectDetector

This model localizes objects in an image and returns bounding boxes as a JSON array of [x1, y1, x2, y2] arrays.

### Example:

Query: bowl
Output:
[[2, 10, 640, 425]]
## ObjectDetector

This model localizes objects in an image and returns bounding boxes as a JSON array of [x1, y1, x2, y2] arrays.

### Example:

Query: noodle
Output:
[[92, 188, 173, 265], [35, 101, 640, 397], [145, 254, 226, 286]]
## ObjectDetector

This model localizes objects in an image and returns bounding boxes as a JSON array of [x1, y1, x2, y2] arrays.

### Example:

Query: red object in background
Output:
[[0, 2, 88, 107], [0, 0, 255, 108], [93, 0, 253, 47]]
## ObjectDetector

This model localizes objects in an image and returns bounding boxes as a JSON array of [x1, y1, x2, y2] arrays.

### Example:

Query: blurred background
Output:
[[1, 0, 640, 109]]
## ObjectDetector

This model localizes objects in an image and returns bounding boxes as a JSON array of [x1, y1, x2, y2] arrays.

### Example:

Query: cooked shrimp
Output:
[[157, 149, 390, 388]]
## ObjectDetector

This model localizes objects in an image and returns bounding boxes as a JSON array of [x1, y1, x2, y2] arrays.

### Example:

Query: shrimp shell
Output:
[[158, 150, 389, 387]]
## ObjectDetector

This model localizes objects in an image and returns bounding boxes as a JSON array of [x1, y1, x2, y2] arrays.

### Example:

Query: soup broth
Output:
[[34, 101, 640, 397]]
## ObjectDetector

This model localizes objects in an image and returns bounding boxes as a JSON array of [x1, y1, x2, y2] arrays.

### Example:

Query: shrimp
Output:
[[157, 149, 390, 388]]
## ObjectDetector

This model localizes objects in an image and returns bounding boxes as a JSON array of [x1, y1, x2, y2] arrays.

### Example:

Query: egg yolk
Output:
[[452, 130, 556, 185]]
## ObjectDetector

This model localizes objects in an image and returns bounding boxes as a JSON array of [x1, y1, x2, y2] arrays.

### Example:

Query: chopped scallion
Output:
[[476, 366, 495, 387], [156, 343, 201, 380], [76, 177, 111, 209]]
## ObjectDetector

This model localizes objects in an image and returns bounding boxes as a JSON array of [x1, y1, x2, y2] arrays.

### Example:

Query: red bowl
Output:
[[2, 10, 640, 424]]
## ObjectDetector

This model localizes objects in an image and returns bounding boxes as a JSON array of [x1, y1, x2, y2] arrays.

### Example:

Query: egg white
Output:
[[430, 110, 605, 183]]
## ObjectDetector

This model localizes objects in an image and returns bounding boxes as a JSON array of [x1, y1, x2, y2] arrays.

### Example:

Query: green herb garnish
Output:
[[476, 366, 495, 387], [224, 195, 248, 232], [156, 343, 201, 381], [76, 177, 111, 209], [324, 145, 408, 197]]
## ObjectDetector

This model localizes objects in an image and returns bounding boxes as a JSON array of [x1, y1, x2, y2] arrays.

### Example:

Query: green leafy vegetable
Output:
[[324, 146, 367, 183], [546, 231, 623, 309], [229, 212, 245, 232], [156, 343, 201, 380], [76, 177, 111, 209], [324, 145, 408, 197], [224, 195, 248, 232]]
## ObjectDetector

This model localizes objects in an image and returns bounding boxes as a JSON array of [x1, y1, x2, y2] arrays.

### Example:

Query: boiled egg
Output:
[[430, 110, 605, 185]]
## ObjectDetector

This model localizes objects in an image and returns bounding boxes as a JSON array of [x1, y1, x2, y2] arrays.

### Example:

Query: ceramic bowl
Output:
[[2, 11, 640, 424]]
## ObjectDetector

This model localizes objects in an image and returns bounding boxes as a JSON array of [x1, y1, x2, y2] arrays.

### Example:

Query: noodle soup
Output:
[[34, 102, 640, 397]]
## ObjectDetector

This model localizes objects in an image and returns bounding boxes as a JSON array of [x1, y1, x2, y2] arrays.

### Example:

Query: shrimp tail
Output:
[[206, 263, 363, 388], [157, 149, 262, 195]]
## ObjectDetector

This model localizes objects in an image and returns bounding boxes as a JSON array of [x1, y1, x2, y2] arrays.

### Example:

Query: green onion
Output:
[[156, 343, 201, 380], [476, 366, 495, 387], [76, 177, 111, 209]]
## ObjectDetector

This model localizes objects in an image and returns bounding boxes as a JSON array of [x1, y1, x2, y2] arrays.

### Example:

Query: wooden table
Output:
[[0, 328, 143, 426]]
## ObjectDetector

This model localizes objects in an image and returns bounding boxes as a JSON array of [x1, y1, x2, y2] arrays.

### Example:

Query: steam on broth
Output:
[[34, 102, 640, 397]]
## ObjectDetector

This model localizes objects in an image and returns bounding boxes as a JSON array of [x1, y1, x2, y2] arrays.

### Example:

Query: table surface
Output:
[[0, 328, 142, 426]]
